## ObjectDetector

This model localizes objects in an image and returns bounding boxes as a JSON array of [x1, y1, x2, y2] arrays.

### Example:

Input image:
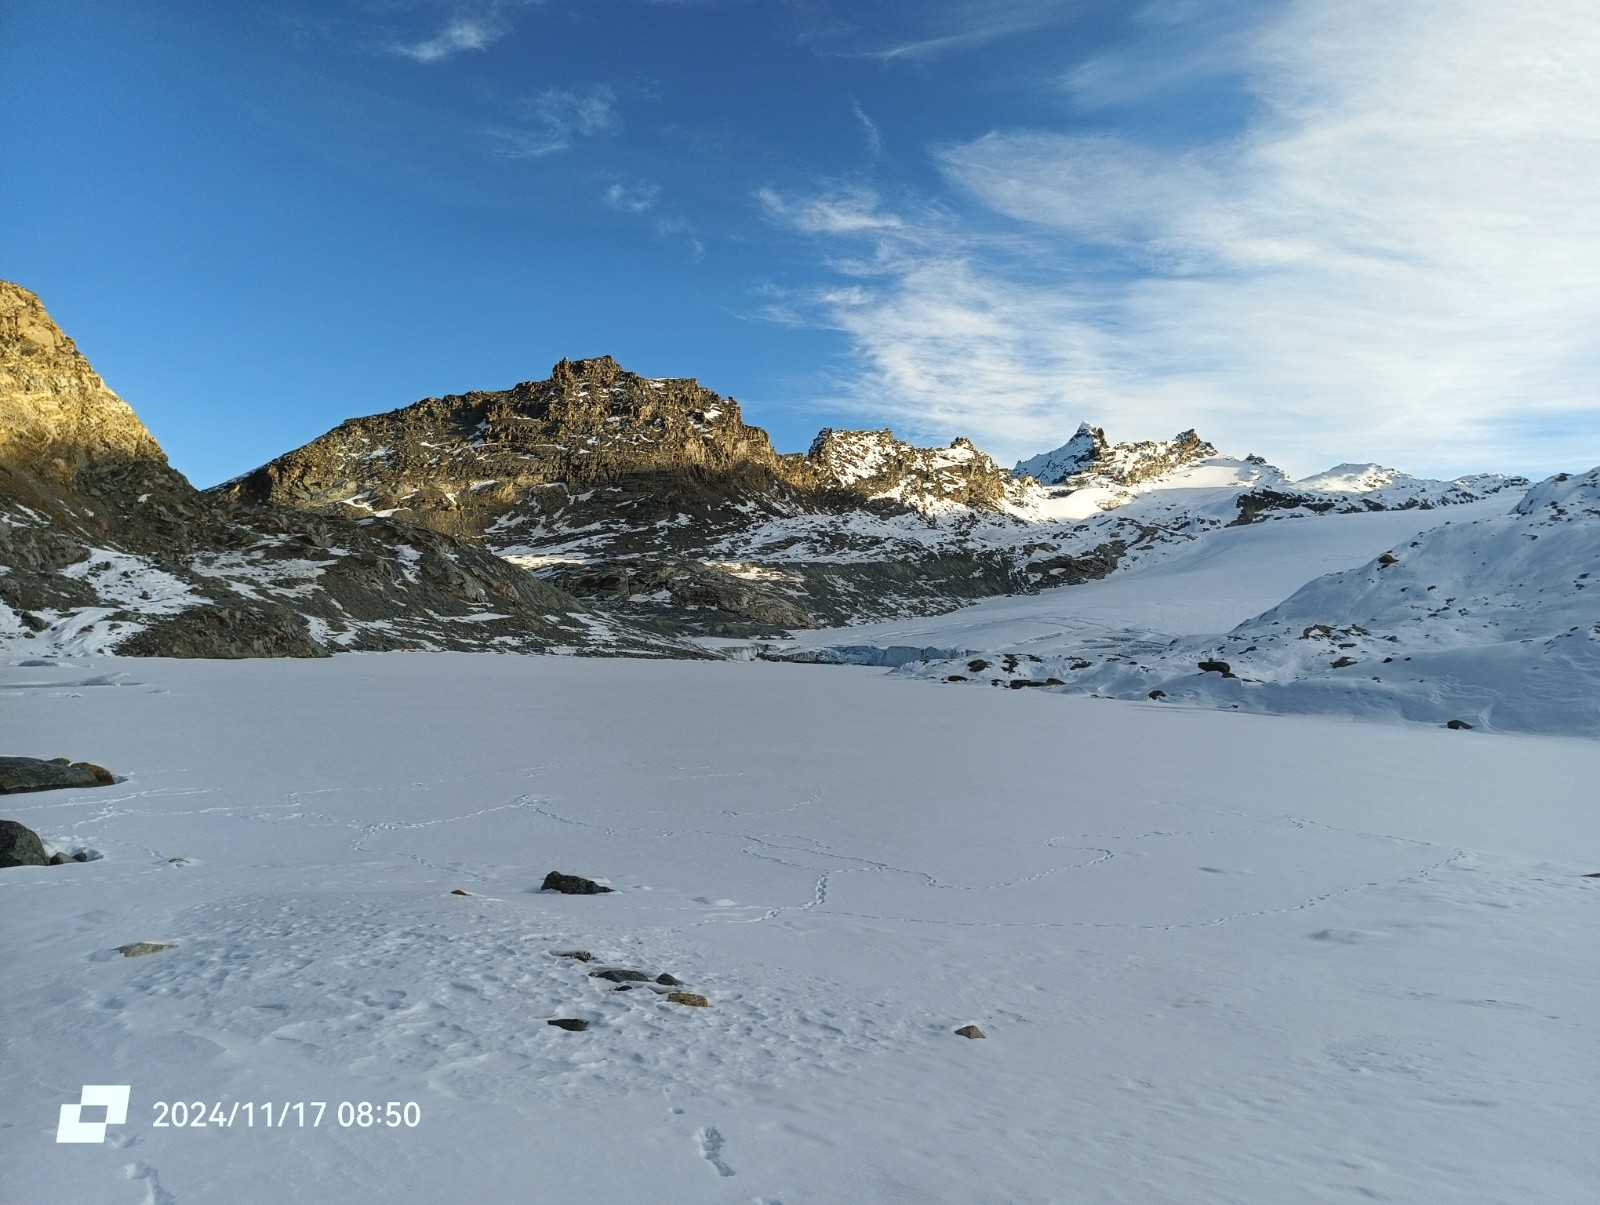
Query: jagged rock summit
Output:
[[0, 283, 683, 659], [1014, 424, 1216, 490]]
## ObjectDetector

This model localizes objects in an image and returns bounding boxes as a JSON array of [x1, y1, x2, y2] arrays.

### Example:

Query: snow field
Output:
[[3, 653, 1597, 1203]]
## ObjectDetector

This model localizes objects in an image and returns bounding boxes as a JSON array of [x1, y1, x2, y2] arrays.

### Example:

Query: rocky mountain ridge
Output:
[[0, 283, 689, 660]]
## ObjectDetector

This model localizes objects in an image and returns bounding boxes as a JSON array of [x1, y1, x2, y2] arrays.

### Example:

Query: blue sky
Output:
[[4, 0, 1596, 486]]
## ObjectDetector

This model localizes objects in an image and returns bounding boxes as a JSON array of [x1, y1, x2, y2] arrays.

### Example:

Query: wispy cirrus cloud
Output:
[[757, 185, 907, 236], [391, 15, 507, 63], [765, 0, 1600, 477], [489, 85, 618, 157]]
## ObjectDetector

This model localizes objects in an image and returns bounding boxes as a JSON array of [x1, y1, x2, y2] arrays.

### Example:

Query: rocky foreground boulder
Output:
[[0, 819, 50, 867], [0, 756, 115, 793]]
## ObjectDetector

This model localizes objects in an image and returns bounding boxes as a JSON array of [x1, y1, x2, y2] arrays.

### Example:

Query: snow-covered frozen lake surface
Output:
[[5, 653, 1597, 1203]]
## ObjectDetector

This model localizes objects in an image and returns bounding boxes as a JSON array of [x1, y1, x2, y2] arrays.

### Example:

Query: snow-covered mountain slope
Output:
[[881, 469, 1599, 737], [6, 653, 1596, 1203]]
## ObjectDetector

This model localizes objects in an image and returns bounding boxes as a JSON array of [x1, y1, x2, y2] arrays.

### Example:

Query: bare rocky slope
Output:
[[0, 282, 688, 659]]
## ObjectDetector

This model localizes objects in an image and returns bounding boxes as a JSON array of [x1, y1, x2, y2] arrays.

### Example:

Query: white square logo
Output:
[[56, 1085, 131, 1144]]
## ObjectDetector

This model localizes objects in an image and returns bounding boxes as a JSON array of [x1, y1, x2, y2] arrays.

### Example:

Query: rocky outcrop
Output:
[[807, 429, 1023, 511]]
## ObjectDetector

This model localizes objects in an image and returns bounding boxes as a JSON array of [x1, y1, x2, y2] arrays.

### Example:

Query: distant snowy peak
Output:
[[1011, 423, 1108, 485], [1294, 462, 1528, 505], [808, 429, 1020, 512], [1014, 425, 1216, 489]]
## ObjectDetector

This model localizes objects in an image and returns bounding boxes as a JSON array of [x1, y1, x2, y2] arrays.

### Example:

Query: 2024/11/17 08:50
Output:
[[151, 1101, 422, 1128]]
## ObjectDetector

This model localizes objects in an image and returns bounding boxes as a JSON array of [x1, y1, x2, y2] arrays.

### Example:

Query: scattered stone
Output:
[[116, 942, 175, 958], [1196, 660, 1233, 676], [656, 973, 682, 986], [0, 757, 114, 794], [666, 992, 710, 1008], [590, 968, 650, 983], [966, 659, 989, 672], [1378, 553, 1399, 566], [554, 949, 593, 962], [613, 984, 632, 992], [1043, 677, 1065, 686], [1331, 656, 1358, 668], [0, 819, 49, 867], [546, 1018, 589, 1032], [541, 870, 613, 895], [954, 1024, 987, 1039], [1446, 719, 1474, 730], [1147, 689, 1167, 700], [449, 888, 470, 896], [167, 856, 190, 866], [944, 674, 967, 682]]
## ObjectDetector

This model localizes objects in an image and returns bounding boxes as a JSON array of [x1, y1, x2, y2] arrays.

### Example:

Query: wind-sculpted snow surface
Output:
[[897, 470, 1600, 737], [3, 655, 1597, 1203]]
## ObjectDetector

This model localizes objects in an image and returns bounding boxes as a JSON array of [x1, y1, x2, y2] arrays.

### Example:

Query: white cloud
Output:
[[757, 186, 906, 236], [392, 17, 504, 63], [771, 0, 1600, 477], [490, 85, 618, 158], [602, 181, 660, 213]]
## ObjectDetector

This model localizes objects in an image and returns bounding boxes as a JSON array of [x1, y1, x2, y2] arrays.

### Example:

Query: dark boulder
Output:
[[0, 818, 49, 867], [0, 756, 113, 794], [1196, 660, 1233, 676], [546, 1018, 589, 1032], [656, 973, 682, 986], [1446, 719, 1474, 730], [589, 968, 650, 983], [954, 1024, 987, 1039], [541, 870, 613, 895]]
